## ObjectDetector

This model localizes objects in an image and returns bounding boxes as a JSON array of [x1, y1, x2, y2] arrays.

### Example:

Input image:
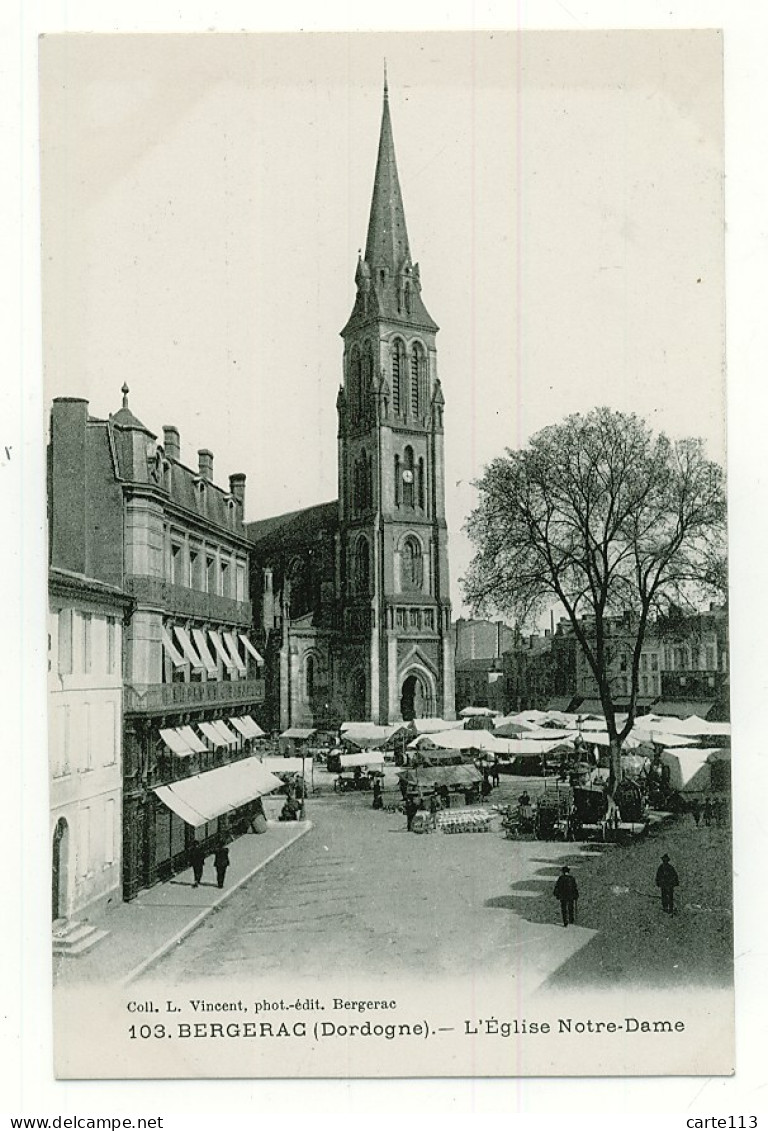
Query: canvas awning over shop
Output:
[[209, 630, 236, 671], [408, 728, 499, 753], [280, 728, 317, 741], [459, 706, 498, 718], [154, 758, 282, 827], [198, 720, 235, 748], [239, 635, 265, 666], [191, 628, 219, 678], [211, 719, 239, 746], [223, 632, 247, 675], [230, 715, 266, 740], [177, 725, 208, 755], [159, 727, 196, 756], [174, 626, 204, 672], [161, 627, 186, 668]]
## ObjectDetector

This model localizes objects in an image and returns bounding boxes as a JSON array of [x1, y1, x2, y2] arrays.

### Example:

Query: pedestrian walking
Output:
[[702, 797, 713, 827], [214, 842, 231, 889], [190, 842, 206, 888], [655, 853, 679, 914], [689, 798, 701, 828], [371, 777, 383, 810], [553, 865, 579, 927], [404, 793, 420, 832], [428, 790, 440, 829], [491, 758, 500, 789]]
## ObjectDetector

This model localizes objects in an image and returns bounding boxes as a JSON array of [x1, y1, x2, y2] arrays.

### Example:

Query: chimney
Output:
[[198, 449, 213, 481], [229, 472, 246, 509], [163, 425, 180, 461]]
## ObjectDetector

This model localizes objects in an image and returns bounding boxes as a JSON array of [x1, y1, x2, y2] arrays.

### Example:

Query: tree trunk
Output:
[[608, 738, 622, 798]]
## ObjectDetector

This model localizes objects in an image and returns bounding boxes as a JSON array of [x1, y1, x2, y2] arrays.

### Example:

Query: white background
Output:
[[2, 0, 767, 1120]]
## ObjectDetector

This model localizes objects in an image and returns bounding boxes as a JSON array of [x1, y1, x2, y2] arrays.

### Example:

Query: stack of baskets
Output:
[[437, 808, 492, 834]]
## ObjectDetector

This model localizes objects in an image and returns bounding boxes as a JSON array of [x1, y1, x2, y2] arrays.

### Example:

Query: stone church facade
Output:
[[248, 81, 455, 730]]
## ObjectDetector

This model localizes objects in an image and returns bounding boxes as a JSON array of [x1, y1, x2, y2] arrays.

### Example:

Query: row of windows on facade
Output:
[[350, 447, 427, 515], [350, 534, 425, 595], [153, 454, 241, 520], [167, 533, 247, 601], [50, 697, 119, 777], [54, 609, 119, 678], [347, 340, 428, 422], [601, 643, 724, 675]]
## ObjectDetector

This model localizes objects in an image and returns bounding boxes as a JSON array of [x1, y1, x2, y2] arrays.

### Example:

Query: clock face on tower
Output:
[[402, 469, 413, 484]]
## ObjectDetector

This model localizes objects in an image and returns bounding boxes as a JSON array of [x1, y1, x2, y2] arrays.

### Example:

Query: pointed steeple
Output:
[[343, 75, 437, 334], [364, 73, 411, 274]]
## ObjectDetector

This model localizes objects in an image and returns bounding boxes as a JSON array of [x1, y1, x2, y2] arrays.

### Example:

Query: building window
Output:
[[396, 608, 407, 630], [103, 701, 117, 765], [189, 547, 200, 589], [417, 458, 425, 510], [236, 562, 246, 602], [354, 537, 370, 595], [82, 702, 92, 771], [402, 446, 415, 508], [348, 347, 361, 422], [78, 807, 90, 877], [171, 543, 183, 586], [306, 655, 315, 700], [394, 455, 401, 506], [705, 644, 716, 670], [58, 608, 73, 675], [650, 654, 659, 672], [106, 617, 117, 675], [219, 560, 230, 598], [104, 798, 115, 865], [81, 613, 92, 674], [410, 346, 422, 415], [392, 339, 405, 414], [401, 536, 423, 591], [409, 609, 420, 629], [206, 555, 216, 594], [423, 609, 435, 631]]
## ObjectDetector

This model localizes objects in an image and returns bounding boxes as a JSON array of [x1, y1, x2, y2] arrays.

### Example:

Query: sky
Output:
[[39, 30, 725, 613]]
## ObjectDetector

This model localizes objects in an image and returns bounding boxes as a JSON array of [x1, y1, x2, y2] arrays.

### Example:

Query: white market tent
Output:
[[660, 747, 722, 792], [339, 751, 386, 769], [340, 722, 406, 748], [407, 728, 500, 753], [155, 757, 282, 828], [410, 717, 466, 734], [459, 706, 499, 718]]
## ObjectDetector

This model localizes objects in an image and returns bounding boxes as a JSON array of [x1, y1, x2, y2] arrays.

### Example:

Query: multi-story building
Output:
[[502, 632, 556, 713], [453, 618, 515, 714], [49, 567, 129, 926], [656, 604, 729, 720], [48, 393, 266, 901]]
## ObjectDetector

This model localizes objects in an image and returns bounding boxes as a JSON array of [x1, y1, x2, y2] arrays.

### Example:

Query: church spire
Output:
[[364, 73, 411, 274], [343, 75, 436, 334]]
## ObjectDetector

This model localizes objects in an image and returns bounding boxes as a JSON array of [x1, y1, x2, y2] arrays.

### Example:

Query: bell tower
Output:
[[337, 76, 455, 723]]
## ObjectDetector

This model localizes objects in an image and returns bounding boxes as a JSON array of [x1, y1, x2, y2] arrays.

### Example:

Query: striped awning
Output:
[[209, 630, 236, 671], [191, 628, 219, 679], [223, 632, 247, 675], [230, 715, 266, 740], [154, 758, 282, 827], [239, 634, 265, 666], [159, 727, 195, 756], [174, 626, 204, 672], [161, 628, 186, 668]]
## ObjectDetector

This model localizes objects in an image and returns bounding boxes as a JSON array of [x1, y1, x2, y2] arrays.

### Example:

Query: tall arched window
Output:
[[392, 339, 405, 415], [348, 348, 361, 422], [417, 457, 425, 510], [401, 536, 423, 591], [305, 655, 315, 700], [402, 445, 415, 508], [362, 342, 374, 422], [410, 344, 423, 416], [354, 536, 370, 595], [394, 454, 401, 506]]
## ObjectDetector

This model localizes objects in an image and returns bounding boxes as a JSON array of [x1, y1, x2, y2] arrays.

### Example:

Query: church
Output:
[[247, 79, 456, 732]]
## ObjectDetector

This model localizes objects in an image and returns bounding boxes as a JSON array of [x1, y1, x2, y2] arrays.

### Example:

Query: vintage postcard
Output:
[[42, 30, 732, 1078]]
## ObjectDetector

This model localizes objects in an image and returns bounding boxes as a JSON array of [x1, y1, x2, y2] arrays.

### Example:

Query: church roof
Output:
[[246, 499, 339, 552]]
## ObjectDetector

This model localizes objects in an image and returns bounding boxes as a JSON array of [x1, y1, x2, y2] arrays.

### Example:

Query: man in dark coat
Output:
[[214, 842, 231, 889], [553, 865, 579, 927], [190, 842, 206, 888], [655, 853, 679, 913], [404, 793, 420, 831], [371, 777, 383, 810]]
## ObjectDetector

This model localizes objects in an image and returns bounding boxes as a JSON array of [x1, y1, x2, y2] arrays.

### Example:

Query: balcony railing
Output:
[[124, 678, 265, 713], [126, 574, 252, 626]]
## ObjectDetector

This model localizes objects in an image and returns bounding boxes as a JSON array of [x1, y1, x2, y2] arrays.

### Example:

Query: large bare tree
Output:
[[462, 408, 727, 786]]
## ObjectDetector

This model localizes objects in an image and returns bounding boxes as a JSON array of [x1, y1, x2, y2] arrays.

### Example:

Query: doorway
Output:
[[400, 673, 425, 721], [52, 817, 69, 921]]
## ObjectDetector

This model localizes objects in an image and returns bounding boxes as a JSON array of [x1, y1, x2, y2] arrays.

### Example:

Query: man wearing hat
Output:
[[553, 865, 579, 927], [655, 853, 680, 914]]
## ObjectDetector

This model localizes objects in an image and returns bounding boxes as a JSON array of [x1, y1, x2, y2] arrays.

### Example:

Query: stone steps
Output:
[[52, 919, 109, 956]]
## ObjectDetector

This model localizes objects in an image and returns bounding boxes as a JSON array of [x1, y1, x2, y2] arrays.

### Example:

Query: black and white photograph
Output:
[[39, 29, 735, 1079]]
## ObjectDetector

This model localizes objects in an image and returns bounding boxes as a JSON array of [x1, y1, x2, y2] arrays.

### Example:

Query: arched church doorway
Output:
[[52, 817, 69, 921], [401, 673, 425, 721]]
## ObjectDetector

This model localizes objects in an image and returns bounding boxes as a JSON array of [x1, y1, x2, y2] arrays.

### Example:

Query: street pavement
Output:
[[145, 779, 600, 992]]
